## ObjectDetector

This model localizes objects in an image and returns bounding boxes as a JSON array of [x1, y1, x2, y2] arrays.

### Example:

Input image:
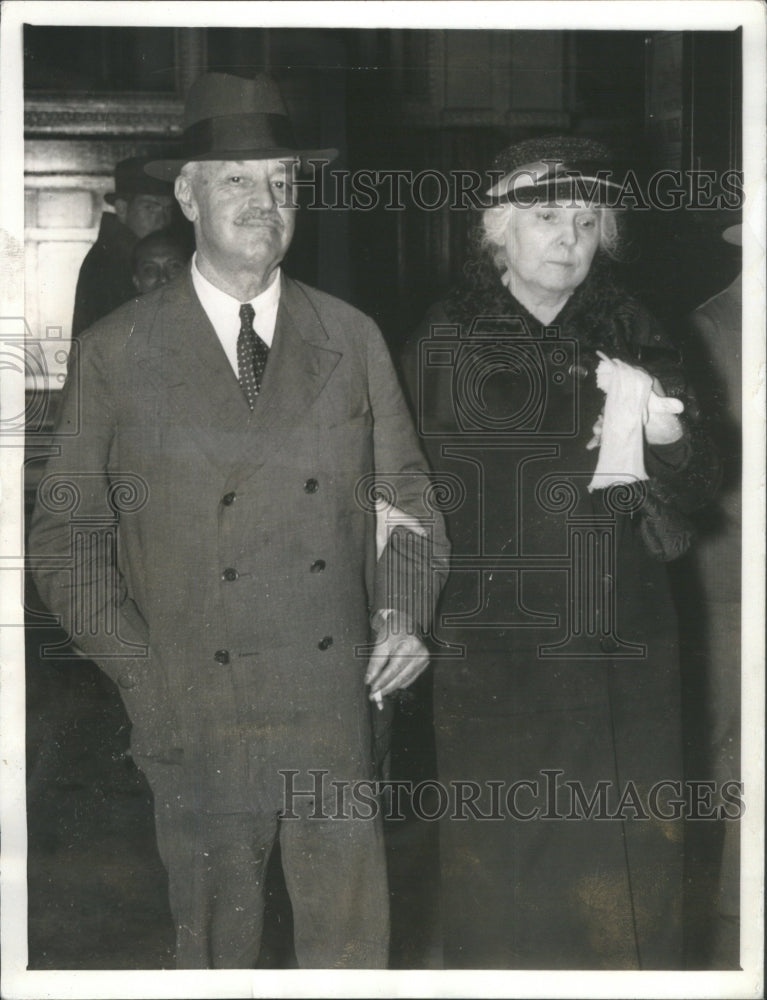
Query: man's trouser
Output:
[[139, 758, 390, 969]]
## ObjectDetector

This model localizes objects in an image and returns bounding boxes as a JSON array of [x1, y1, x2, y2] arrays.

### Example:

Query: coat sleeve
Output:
[[624, 306, 722, 515], [28, 323, 150, 678], [71, 242, 136, 340], [363, 317, 450, 635], [684, 307, 742, 496]]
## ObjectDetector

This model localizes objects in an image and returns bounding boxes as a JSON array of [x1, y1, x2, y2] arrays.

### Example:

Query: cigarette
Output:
[[372, 690, 384, 711]]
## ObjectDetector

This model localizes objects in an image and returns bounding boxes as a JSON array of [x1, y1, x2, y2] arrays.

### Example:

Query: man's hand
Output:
[[365, 610, 430, 705], [644, 375, 685, 445]]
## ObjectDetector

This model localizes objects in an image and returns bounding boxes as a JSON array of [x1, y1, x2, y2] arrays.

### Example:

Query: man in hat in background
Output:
[[71, 156, 175, 337], [30, 72, 448, 968]]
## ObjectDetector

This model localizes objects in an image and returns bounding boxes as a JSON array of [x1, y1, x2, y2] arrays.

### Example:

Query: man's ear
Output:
[[114, 198, 129, 225], [174, 174, 198, 223], [132, 274, 141, 291]]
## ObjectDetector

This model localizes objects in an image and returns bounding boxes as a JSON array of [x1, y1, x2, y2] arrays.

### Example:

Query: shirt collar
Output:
[[190, 253, 282, 359], [191, 252, 282, 314]]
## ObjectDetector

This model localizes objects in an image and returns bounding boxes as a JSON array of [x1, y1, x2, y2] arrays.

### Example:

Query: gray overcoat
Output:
[[30, 272, 448, 815]]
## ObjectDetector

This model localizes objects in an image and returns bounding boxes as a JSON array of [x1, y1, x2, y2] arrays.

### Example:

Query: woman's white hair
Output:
[[481, 202, 623, 276]]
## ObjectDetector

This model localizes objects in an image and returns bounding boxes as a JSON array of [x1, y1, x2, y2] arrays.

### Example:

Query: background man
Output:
[[71, 156, 175, 336], [130, 227, 190, 295], [686, 223, 742, 968], [30, 72, 447, 969]]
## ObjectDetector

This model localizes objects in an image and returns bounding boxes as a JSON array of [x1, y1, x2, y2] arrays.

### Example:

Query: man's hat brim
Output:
[[104, 189, 172, 205], [104, 155, 174, 203], [146, 74, 339, 182], [144, 146, 338, 182]]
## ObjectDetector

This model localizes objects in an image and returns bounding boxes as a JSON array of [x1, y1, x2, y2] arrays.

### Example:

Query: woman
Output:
[[404, 137, 719, 969]]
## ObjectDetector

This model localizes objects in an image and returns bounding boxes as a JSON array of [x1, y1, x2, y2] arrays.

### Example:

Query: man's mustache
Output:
[[234, 211, 283, 228]]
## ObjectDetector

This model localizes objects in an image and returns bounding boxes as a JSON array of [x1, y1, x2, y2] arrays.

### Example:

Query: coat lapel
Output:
[[134, 272, 341, 481], [134, 273, 249, 472]]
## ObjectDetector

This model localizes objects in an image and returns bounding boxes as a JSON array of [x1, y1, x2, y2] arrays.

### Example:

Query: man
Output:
[[71, 156, 174, 337], [686, 223, 742, 969], [30, 72, 448, 969], [130, 227, 190, 295]]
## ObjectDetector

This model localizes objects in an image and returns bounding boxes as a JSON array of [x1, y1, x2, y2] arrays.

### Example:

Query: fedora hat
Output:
[[485, 135, 623, 206], [104, 156, 174, 204], [144, 72, 338, 181]]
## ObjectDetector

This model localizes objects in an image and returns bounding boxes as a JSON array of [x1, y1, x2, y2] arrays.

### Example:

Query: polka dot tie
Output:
[[237, 303, 269, 409]]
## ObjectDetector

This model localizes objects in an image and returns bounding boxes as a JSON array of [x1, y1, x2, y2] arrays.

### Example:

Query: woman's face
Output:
[[503, 203, 602, 305]]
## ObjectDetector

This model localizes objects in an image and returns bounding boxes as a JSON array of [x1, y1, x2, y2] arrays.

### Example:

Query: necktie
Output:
[[237, 303, 269, 409]]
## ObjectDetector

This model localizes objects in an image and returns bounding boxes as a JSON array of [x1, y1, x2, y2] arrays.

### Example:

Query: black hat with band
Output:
[[144, 72, 338, 182], [485, 136, 623, 207], [104, 156, 174, 204]]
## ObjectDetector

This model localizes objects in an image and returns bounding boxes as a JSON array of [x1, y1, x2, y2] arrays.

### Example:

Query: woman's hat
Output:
[[486, 135, 622, 206], [104, 156, 174, 204], [144, 72, 338, 181]]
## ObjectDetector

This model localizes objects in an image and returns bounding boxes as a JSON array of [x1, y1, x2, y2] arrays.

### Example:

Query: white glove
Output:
[[595, 351, 684, 446], [588, 352, 685, 492]]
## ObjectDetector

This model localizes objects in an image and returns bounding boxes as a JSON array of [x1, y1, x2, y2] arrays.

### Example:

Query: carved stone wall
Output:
[[24, 137, 182, 387], [22, 27, 349, 387], [23, 29, 197, 389]]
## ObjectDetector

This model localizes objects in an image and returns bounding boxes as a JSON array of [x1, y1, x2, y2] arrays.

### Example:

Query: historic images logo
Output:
[[279, 769, 745, 823], [278, 161, 744, 212]]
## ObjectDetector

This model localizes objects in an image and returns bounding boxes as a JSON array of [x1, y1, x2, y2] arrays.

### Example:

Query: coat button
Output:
[[222, 567, 239, 581], [310, 559, 326, 573], [600, 636, 619, 654], [222, 492, 236, 506], [317, 635, 333, 650], [117, 673, 136, 689], [214, 649, 230, 664], [304, 478, 319, 494]]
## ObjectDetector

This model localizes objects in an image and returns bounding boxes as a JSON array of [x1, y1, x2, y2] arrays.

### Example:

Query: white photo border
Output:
[[1, 2, 764, 998]]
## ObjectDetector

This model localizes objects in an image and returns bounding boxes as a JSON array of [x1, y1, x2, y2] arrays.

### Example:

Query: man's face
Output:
[[132, 240, 187, 294], [175, 159, 297, 278], [118, 194, 175, 239], [504, 202, 602, 302]]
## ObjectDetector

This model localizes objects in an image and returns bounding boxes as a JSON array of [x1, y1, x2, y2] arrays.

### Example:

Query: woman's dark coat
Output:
[[403, 258, 720, 969]]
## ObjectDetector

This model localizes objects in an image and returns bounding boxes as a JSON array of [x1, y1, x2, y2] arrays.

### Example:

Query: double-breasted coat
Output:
[[31, 272, 448, 817]]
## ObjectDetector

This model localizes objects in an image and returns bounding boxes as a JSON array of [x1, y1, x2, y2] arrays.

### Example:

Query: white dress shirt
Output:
[[190, 253, 282, 376]]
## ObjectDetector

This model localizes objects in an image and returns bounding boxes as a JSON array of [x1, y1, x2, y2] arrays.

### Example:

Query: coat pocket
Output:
[[102, 653, 181, 757]]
